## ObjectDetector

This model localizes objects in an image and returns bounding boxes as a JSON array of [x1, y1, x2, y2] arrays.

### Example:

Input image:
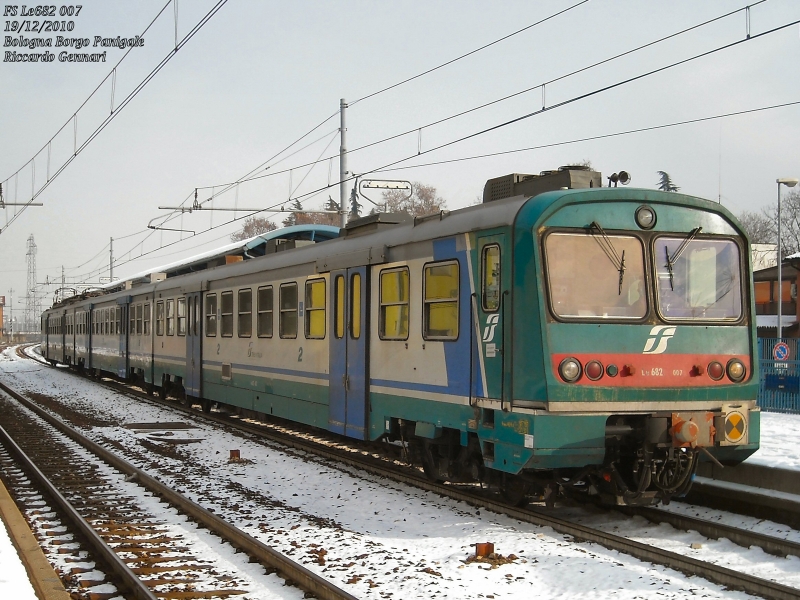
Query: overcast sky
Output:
[[1, 0, 799, 322]]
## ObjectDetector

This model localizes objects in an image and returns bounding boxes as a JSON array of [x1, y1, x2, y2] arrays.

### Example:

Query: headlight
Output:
[[635, 205, 656, 230], [727, 359, 746, 382], [559, 357, 582, 382]]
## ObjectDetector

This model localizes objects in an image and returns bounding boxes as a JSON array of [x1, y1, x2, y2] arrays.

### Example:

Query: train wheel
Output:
[[420, 440, 444, 483], [501, 476, 531, 507], [201, 399, 212, 414]]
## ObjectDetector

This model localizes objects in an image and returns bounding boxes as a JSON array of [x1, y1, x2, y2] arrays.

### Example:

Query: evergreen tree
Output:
[[282, 199, 304, 227], [656, 171, 679, 192], [349, 189, 363, 220]]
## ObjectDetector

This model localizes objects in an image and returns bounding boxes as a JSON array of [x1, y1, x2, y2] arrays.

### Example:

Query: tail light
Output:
[[584, 360, 604, 381], [707, 361, 725, 381]]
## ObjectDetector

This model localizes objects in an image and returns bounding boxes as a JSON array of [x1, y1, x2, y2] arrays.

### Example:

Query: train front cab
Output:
[[509, 187, 759, 504]]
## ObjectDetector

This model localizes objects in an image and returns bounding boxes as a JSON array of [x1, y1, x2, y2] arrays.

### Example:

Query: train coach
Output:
[[42, 166, 759, 506]]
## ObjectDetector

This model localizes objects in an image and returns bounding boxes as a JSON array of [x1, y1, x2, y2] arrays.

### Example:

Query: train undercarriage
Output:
[[393, 411, 738, 507]]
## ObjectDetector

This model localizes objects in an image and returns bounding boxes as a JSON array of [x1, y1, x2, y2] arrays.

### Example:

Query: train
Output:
[[41, 166, 760, 506]]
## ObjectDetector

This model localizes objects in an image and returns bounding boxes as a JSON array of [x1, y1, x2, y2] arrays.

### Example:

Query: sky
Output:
[[1, 0, 799, 327]]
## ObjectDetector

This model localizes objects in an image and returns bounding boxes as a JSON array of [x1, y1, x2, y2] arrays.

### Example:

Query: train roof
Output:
[[96, 224, 340, 290]]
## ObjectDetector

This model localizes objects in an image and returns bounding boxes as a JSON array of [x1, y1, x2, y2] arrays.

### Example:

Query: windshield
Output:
[[546, 232, 647, 319], [655, 237, 742, 320]]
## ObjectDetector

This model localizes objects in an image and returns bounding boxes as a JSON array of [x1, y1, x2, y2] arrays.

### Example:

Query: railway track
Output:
[[10, 343, 800, 600], [0, 370, 357, 600]]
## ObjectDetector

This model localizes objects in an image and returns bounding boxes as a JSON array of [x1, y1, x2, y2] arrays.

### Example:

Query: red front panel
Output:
[[551, 353, 751, 387]]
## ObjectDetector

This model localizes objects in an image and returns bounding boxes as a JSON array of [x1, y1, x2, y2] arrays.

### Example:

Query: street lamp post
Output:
[[777, 178, 800, 338]]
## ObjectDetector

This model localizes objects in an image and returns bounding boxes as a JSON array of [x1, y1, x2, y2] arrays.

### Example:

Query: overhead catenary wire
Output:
[[182, 0, 594, 206], [86, 96, 800, 283], [50, 2, 786, 283], [182, 14, 800, 225], [187, 1, 770, 198], [99, 15, 799, 281], [348, 0, 591, 107], [372, 100, 800, 174], [70, 0, 764, 267], [1, 0, 173, 207], [1, 0, 231, 234]]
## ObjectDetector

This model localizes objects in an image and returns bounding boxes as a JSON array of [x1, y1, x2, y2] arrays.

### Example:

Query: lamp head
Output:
[[777, 178, 799, 188]]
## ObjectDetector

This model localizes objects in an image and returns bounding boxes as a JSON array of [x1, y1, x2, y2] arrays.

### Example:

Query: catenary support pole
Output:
[[778, 182, 782, 339], [339, 98, 347, 229], [110, 237, 113, 281]]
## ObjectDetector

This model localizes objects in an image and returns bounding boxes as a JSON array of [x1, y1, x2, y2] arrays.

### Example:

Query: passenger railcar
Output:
[[41, 168, 759, 505]]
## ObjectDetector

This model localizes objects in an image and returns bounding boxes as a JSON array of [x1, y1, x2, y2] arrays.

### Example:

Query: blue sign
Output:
[[774, 342, 790, 361]]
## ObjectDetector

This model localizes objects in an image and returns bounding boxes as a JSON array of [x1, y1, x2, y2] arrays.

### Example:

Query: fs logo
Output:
[[643, 325, 677, 354], [482, 314, 499, 342]]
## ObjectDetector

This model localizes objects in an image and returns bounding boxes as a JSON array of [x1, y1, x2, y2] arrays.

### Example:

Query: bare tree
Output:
[[737, 211, 774, 244], [656, 171, 679, 192], [381, 182, 446, 216], [761, 188, 800, 257], [230, 216, 277, 242]]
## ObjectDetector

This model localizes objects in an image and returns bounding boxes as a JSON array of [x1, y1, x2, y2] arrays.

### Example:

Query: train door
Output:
[[88, 306, 94, 371], [118, 302, 128, 378], [60, 310, 66, 363], [473, 233, 508, 403], [44, 315, 50, 360], [328, 266, 369, 439], [185, 292, 202, 397]]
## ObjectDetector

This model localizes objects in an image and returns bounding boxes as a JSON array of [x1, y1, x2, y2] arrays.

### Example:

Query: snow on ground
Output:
[[0, 346, 767, 599], [0, 511, 38, 600], [745, 411, 800, 470]]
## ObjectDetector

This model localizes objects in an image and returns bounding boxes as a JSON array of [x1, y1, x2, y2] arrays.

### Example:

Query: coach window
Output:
[[205, 294, 217, 336], [237, 289, 252, 337], [177, 298, 187, 336], [136, 303, 144, 335], [238, 289, 252, 338], [156, 301, 164, 336], [482, 245, 501, 312], [334, 276, 345, 339], [114, 307, 119, 334], [279, 283, 298, 339], [144, 304, 151, 335], [166, 299, 175, 335], [220, 291, 233, 337], [129, 306, 136, 336], [423, 261, 459, 340], [105, 309, 110, 335], [379, 267, 409, 340], [257, 286, 273, 338], [305, 279, 326, 339]]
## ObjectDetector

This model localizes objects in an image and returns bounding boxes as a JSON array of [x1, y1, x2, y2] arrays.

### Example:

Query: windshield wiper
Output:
[[589, 221, 626, 295], [665, 227, 702, 290]]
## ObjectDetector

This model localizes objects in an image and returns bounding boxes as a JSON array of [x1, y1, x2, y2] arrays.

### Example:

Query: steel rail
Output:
[[0, 379, 358, 600], [620, 506, 800, 559], [0, 423, 159, 600], [15, 347, 800, 600]]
